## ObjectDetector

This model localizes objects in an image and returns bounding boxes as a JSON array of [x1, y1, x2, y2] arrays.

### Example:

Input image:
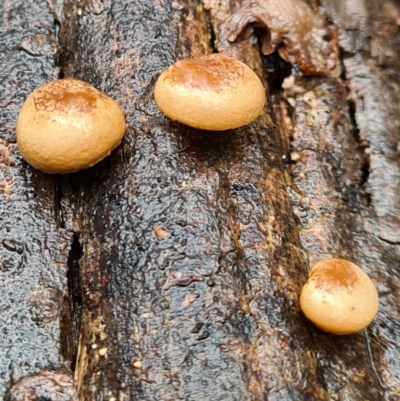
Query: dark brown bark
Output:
[[281, 1, 400, 399], [1, 0, 400, 400], [59, 1, 325, 400], [0, 0, 76, 399]]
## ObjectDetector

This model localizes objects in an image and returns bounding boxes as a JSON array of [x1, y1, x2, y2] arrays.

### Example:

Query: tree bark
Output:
[[0, 0, 76, 399], [1, 0, 399, 400], [284, 1, 400, 398]]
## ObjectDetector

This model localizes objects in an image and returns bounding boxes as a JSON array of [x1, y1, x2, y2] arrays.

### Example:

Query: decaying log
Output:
[[1, 0, 400, 400], [0, 0, 76, 399]]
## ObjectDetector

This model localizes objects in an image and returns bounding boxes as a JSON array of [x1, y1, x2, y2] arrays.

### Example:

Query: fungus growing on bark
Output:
[[300, 258, 379, 335], [221, 0, 338, 75], [154, 54, 265, 130], [16, 79, 126, 174]]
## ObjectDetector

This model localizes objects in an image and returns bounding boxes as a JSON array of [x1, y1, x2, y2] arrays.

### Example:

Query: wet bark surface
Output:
[[279, 0, 400, 399], [1, 0, 400, 400], [0, 0, 76, 399], [62, 1, 328, 399]]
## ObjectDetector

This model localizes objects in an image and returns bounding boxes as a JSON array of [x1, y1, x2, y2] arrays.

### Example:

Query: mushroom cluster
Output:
[[154, 54, 265, 130], [300, 258, 379, 335], [16, 79, 126, 174]]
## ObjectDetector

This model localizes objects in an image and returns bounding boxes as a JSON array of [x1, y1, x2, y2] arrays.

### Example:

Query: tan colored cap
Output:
[[154, 54, 265, 131], [16, 79, 126, 174], [300, 258, 379, 335]]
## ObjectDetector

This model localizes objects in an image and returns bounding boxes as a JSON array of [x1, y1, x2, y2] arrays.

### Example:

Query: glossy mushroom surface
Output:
[[154, 54, 266, 130], [221, 0, 338, 75], [16, 79, 126, 174], [300, 258, 379, 335]]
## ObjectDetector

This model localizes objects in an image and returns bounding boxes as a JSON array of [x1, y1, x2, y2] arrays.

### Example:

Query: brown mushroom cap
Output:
[[16, 79, 126, 174], [300, 258, 379, 335], [154, 54, 266, 130]]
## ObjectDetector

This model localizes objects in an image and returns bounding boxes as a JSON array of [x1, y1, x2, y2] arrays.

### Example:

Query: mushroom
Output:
[[299, 258, 379, 335], [16, 79, 126, 174], [154, 54, 265, 130]]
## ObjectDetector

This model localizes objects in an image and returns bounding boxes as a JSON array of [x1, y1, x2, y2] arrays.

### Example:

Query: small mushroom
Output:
[[300, 258, 379, 335], [16, 79, 126, 174], [154, 54, 265, 130]]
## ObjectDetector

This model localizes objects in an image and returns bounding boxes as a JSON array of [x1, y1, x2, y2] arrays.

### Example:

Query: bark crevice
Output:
[[205, 8, 218, 53], [340, 53, 371, 205], [63, 233, 83, 372]]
